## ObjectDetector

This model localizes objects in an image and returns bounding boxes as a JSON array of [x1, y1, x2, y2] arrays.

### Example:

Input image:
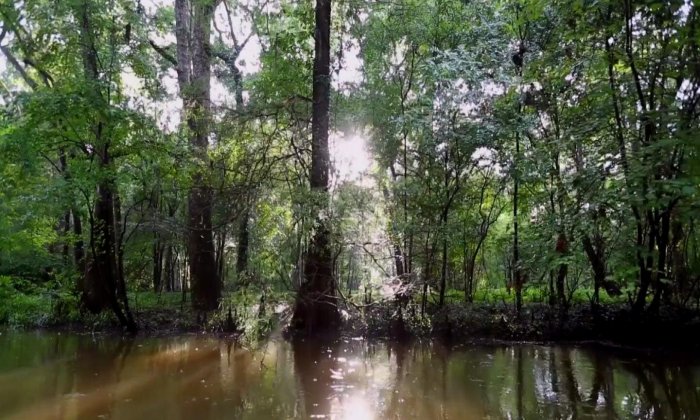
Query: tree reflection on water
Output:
[[0, 333, 698, 419]]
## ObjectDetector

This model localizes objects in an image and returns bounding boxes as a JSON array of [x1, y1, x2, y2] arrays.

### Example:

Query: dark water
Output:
[[0, 332, 699, 419]]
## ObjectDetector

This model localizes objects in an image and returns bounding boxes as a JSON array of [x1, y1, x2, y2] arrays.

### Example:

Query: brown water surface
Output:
[[0, 332, 698, 419]]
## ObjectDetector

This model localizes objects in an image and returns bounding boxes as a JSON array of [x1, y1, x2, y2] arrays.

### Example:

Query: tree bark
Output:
[[439, 243, 448, 306], [582, 235, 605, 306], [78, 0, 136, 332], [464, 244, 481, 302], [153, 236, 164, 292], [175, 0, 221, 311], [555, 233, 568, 311], [381, 183, 408, 304], [236, 209, 250, 279], [163, 245, 174, 292], [72, 208, 85, 272], [291, 0, 340, 333], [513, 129, 522, 316]]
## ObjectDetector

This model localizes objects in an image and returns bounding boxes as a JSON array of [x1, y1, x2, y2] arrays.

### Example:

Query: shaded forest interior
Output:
[[1, 0, 700, 341]]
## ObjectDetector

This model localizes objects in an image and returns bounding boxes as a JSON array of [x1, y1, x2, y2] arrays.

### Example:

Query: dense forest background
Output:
[[0, 0, 699, 335]]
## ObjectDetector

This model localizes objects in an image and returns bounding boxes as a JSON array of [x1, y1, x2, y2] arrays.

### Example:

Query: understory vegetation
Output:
[[1, 0, 700, 345]]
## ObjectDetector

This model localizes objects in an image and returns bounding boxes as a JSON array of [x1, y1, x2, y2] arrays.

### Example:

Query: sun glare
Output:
[[331, 134, 373, 183], [337, 393, 375, 420]]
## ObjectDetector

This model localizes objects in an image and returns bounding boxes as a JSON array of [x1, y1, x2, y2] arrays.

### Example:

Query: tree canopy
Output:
[[1, 0, 699, 334]]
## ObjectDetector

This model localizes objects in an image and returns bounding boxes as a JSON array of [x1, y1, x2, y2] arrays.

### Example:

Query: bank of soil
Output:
[[357, 302, 700, 350], [9, 299, 700, 350], [442, 303, 700, 349]]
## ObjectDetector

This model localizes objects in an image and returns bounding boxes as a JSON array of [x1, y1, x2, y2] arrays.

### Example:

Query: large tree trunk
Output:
[[83, 175, 113, 313], [291, 0, 340, 333], [175, 0, 221, 311], [83, 157, 135, 332], [78, 0, 136, 332]]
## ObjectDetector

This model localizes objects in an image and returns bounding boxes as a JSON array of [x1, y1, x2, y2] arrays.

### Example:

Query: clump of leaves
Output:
[[0, 275, 80, 328]]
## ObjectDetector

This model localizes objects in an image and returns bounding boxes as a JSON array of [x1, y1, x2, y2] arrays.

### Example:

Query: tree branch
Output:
[[0, 44, 37, 89], [149, 40, 177, 66]]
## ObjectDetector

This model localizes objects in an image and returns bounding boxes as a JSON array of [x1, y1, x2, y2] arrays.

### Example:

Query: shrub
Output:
[[0, 275, 80, 328]]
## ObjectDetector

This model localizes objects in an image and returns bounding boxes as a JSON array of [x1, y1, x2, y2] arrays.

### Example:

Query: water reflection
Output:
[[293, 338, 339, 418], [0, 332, 699, 419]]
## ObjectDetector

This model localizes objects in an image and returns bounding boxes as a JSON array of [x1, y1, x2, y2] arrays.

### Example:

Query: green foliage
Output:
[[0, 276, 80, 328], [207, 289, 291, 343], [0, 0, 699, 334]]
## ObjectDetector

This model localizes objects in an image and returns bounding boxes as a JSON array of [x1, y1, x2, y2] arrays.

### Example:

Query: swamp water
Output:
[[0, 332, 699, 419]]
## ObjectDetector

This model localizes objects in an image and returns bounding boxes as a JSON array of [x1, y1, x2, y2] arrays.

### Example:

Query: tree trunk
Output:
[[84, 162, 135, 333], [464, 233, 487, 303], [633, 215, 656, 313], [462, 241, 470, 302], [421, 253, 431, 318], [513, 130, 522, 316], [421, 234, 437, 317], [438, 144, 453, 308], [78, 0, 136, 332], [381, 183, 409, 305], [236, 209, 250, 279], [291, 0, 340, 333], [72, 208, 85, 272], [58, 150, 70, 263], [175, 0, 221, 311], [392, 244, 405, 280], [548, 270, 557, 306], [438, 234, 448, 307], [153, 235, 164, 292], [512, 39, 526, 317], [113, 190, 136, 329], [215, 231, 226, 287], [556, 263, 568, 309], [555, 233, 568, 311], [670, 219, 689, 305], [407, 233, 414, 274], [465, 253, 477, 303], [649, 210, 672, 312], [582, 235, 606, 307], [163, 245, 174, 292]]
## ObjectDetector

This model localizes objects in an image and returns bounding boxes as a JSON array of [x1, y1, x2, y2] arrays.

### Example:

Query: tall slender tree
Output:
[[292, 0, 340, 333]]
